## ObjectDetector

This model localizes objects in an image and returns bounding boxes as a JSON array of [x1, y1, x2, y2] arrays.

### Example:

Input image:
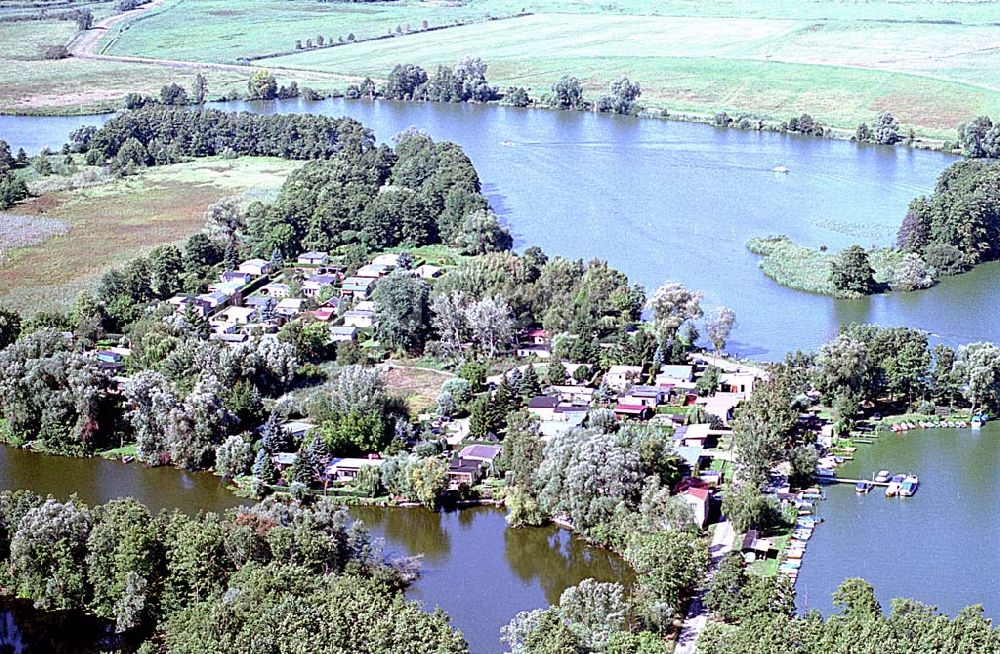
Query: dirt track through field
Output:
[[66, 0, 355, 82]]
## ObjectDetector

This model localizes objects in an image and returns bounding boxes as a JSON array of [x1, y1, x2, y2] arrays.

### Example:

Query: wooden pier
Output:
[[815, 476, 889, 487]]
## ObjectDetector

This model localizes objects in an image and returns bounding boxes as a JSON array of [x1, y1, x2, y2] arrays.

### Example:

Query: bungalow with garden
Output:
[[238, 258, 272, 277], [656, 364, 695, 388], [447, 457, 485, 489], [721, 371, 757, 396], [371, 253, 402, 268], [673, 423, 711, 447], [272, 452, 298, 470], [527, 396, 561, 421], [613, 403, 653, 420], [678, 483, 710, 527], [550, 385, 596, 404], [275, 298, 305, 318], [220, 271, 252, 286], [261, 282, 291, 298], [279, 420, 315, 442], [356, 263, 390, 279], [197, 290, 232, 311], [741, 529, 775, 560], [515, 344, 552, 359], [458, 444, 502, 468], [168, 295, 211, 317], [620, 385, 668, 408], [605, 365, 644, 392], [344, 309, 376, 329], [301, 274, 338, 298], [323, 457, 384, 482], [297, 251, 329, 266], [330, 325, 358, 342], [341, 276, 376, 299]]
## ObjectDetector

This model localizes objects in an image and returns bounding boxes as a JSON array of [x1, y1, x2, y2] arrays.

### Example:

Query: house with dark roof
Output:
[[613, 403, 653, 420], [458, 444, 502, 465], [447, 458, 485, 489]]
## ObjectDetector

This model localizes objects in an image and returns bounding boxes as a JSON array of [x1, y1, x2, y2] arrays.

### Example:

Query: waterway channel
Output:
[[0, 445, 626, 653], [0, 99, 976, 358]]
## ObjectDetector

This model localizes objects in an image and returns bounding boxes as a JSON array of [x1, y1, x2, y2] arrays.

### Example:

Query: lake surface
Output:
[[796, 424, 1000, 618], [0, 446, 625, 654], [1, 99, 971, 357]]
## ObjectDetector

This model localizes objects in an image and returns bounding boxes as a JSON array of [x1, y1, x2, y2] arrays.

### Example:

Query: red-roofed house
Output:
[[682, 486, 710, 527]]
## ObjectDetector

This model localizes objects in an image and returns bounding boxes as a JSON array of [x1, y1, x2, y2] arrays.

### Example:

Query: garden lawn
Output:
[[0, 156, 300, 315]]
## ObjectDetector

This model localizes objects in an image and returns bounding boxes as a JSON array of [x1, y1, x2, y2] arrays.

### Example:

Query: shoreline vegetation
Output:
[[748, 153, 1000, 299]]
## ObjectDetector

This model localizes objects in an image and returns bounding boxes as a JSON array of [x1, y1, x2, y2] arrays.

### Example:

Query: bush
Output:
[[44, 45, 69, 60], [924, 242, 967, 276]]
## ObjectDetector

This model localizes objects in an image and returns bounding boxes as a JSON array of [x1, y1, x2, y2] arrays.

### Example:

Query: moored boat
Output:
[[874, 470, 890, 483], [900, 475, 919, 497], [885, 474, 906, 497], [855, 480, 874, 494]]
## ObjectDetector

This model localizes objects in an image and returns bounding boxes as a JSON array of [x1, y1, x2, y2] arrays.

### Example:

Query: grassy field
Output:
[[257, 12, 1000, 136], [81, 0, 1000, 137], [100, 0, 519, 62], [0, 17, 351, 115], [0, 156, 300, 314], [384, 365, 455, 414]]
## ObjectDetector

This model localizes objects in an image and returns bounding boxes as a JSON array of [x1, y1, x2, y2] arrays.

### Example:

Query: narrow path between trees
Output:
[[675, 520, 735, 654]]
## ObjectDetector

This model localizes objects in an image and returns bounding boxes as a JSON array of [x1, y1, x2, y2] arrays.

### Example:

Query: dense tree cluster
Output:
[[699, 577, 1000, 654], [896, 159, 1000, 269], [0, 139, 30, 209], [379, 57, 498, 103], [0, 491, 464, 650], [87, 106, 376, 169], [244, 128, 504, 256], [957, 115, 1000, 158]]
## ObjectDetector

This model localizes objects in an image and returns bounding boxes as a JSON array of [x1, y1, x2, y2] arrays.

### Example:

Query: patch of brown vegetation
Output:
[[384, 366, 454, 414]]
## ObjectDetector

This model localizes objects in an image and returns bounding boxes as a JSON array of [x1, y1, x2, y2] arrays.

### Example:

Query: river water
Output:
[[0, 446, 625, 653], [796, 424, 1000, 618]]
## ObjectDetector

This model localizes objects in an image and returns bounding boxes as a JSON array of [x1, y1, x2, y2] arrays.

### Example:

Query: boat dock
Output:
[[815, 476, 890, 487]]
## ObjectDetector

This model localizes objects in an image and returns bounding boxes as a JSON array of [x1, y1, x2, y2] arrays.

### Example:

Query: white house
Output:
[[302, 274, 338, 298], [371, 253, 402, 267], [516, 344, 551, 359], [297, 251, 329, 266], [261, 282, 291, 298], [356, 263, 390, 279], [275, 298, 305, 317], [238, 258, 272, 276], [344, 309, 376, 328], [604, 365, 644, 392], [330, 325, 358, 342], [324, 457, 384, 481]]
